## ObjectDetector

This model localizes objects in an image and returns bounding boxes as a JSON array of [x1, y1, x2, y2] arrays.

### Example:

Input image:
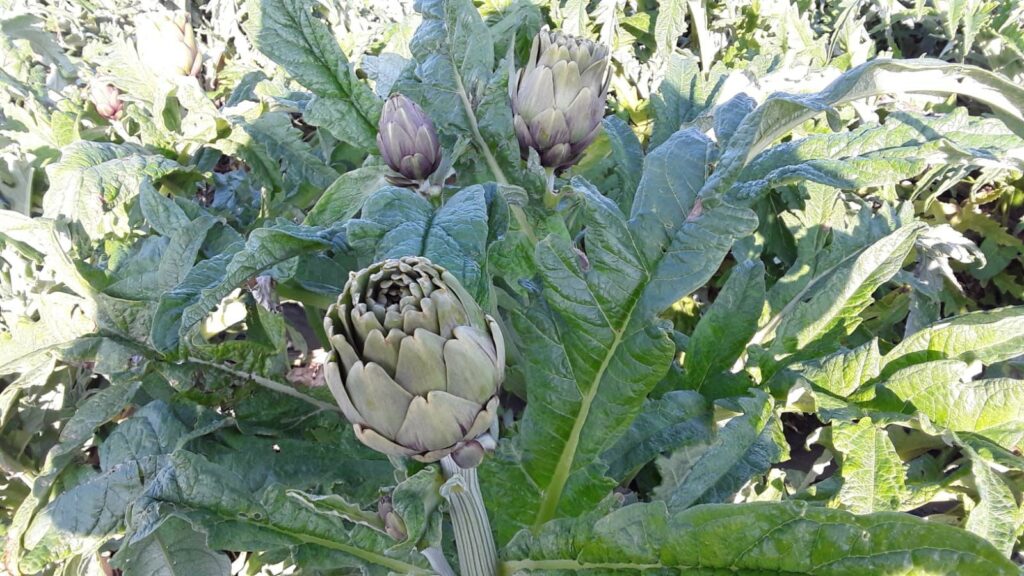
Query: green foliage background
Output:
[[1, 0, 1023, 574]]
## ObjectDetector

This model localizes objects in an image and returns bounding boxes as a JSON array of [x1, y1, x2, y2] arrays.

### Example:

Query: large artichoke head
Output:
[[324, 257, 503, 466], [376, 94, 442, 188], [509, 28, 610, 172]]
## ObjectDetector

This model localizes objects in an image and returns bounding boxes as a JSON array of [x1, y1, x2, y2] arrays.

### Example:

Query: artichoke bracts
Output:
[[324, 257, 504, 467], [90, 82, 123, 120], [376, 94, 442, 189], [509, 28, 611, 172], [135, 12, 201, 78]]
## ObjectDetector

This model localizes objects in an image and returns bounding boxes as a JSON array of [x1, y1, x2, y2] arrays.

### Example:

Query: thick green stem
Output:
[[185, 357, 340, 414], [542, 169, 558, 209], [452, 69, 538, 244], [454, 72, 507, 186], [440, 456, 497, 576], [422, 547, 457, 576]]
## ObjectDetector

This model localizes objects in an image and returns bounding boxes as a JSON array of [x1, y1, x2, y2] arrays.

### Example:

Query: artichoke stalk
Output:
[[376, 94, 442, 192], [324, 257, 503, 468], [509, 28, 610, 173], [135, 12, 201, 78]]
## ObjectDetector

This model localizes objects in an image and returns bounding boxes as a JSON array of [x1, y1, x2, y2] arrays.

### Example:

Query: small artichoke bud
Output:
[[509, 28, 610, 172], [135, 12, 201, 78], [90, 82, 122, 120], [376, 94, 442, 188], [324, 257, 504, 465], [377, 495, 408, 541]]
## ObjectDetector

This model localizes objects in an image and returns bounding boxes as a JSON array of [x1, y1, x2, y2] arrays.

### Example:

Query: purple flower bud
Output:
[[376, 94, 442, 187]]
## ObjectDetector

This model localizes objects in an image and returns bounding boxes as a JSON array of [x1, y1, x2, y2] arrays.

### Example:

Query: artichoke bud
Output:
[[377, 495, 408, 541], [90, 82, 123, 120], [324, 257, 504, 465], [135, 11, 201, 78], [509, 28, 610, 172], [376, 94, 442, 189]]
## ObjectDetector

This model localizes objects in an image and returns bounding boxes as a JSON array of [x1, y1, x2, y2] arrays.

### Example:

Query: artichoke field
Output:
[[2, 0, 1024, 575]]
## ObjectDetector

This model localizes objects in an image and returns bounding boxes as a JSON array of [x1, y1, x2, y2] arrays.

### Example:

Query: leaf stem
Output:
[[453, 72, 507, 186], [185, 357, 341, 414], [440, 456, 498, 576], [452, 69, 538, 244], [421, 547, 457, 576], [511, 204, 537, 244], [542, 168, 558, 209]]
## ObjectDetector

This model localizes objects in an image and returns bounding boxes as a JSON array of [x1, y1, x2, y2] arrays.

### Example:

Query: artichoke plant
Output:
[[509, 28, 610, 172], [324, 257, 503, 467], [135, 12, 201, 78], [376, 94, 442, 189]]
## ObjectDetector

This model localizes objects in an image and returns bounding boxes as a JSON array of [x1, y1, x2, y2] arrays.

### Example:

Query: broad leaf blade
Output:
[[245, 0, 381, 150], [504, 501, 1020, 575]]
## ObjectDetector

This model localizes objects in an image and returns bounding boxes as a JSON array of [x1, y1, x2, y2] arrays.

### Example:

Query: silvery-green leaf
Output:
[[245, 0, 381, 150]]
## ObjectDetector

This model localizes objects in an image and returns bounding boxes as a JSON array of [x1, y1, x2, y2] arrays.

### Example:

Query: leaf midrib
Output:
[[531, 228, 649, 529]]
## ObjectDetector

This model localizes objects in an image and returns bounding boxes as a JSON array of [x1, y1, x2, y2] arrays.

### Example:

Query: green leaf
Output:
[[99, 401, 189, 471], [151, 221, 341, 352], [883, 306, 1024, 374], [630, 128, 713, 228], [831, 417, 908, 513], [24, 455, 164, 564], [649, 55, 723, 149], [766, 223, 925, 356], [706, 59, 1024, 202], [139, 182, 191, 237], [146, 451, 430, 574], [304, 167, 390, 226], [347, 186, 495, 303], [731, 109, 1024, 199], [682, 259, 765, 395], [388, 466, 444, 550], [713, 93, 757, 147], [876, 363, 1024, 448], [391, 0, 491, 127], [800, 339, 882, 398], [219, 112, 340, 199], [873, 357, 973, 403], [653, 0, 687, 62], [393, 0, 503, 180], [962, 443, 1024, 556], [572, 116, 644, 214], [245, 0, 381, 150], [485, 164, 755, 541], [601, 391, 713, 483], [113, 517, 230, 576], [655, 392, 783, 511], [503, 501, 1020, 574], [41, 142, 197, 240]]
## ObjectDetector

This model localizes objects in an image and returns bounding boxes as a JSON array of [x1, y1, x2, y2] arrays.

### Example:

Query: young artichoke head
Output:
[[376, 94, 442, 188], [90, 82, 123, 120], [324, 257, 503, 467], [135, 12, 201, 78], [509, 28, 610, 172]]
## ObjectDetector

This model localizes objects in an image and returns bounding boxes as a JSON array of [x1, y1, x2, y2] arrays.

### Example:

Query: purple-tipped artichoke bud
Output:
[[509, 28, 610, 172], [376, 94, 442, 188], [90, 82, 123, 120], [377, 495, 408, 541], [135, 11, 201, 78], [324, 257, 504, 465]]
